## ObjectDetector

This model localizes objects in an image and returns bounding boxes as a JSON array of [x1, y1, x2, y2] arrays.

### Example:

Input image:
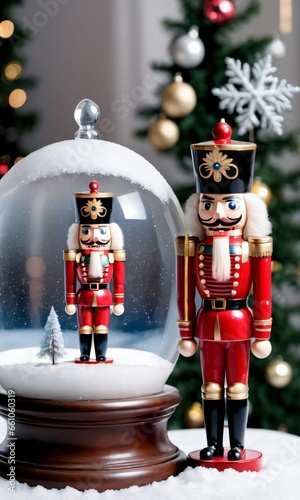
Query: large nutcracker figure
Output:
[[64, 181, 125, 362], [176, 120, 272, 465]]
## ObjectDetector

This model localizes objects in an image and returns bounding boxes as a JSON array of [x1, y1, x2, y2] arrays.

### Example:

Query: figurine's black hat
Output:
[[190, 119, 256, 194], [74, 182, 114, 225]]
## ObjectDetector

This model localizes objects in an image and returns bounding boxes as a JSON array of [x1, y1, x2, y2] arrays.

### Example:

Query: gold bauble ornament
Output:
[[252, 177, 272, 204], [265, 358, 293, 388], [272, 260, 283, 273], [147, 116, 179, 150], [185, 402, 204, 428], [161, 73, 197, 118], [178, 338, 198, 357], [277, 422, 288, 433]]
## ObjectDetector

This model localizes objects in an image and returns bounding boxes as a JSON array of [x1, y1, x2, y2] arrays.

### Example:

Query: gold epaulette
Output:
[[63, 249, 77, 261], [248, 236, 273, 258], [176, 235, 198, 256], [113, 249, 126, 261]]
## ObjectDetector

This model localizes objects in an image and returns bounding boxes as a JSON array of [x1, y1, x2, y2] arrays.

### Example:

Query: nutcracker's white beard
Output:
[[89, 252, 103, 279], [212, 234, 231, 282]]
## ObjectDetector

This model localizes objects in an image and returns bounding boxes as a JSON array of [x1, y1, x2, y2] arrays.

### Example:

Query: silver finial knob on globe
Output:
[[74, 99, 101, 139]]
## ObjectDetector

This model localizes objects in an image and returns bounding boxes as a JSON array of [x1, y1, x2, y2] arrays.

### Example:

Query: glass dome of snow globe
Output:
[[0, 99, 186, 401]]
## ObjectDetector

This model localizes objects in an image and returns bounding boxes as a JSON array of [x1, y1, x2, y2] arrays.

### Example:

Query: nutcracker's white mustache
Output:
[[198, 214, 242, 227]]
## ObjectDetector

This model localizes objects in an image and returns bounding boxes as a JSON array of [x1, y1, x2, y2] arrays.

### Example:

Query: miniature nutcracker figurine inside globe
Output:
[[0, 99, 187, 491], [176, 119, 273, 472], [64, 180, 125, 363]]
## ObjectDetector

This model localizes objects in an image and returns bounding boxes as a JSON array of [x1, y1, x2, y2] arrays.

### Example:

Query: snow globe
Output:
[[0, 100, 186, 491]]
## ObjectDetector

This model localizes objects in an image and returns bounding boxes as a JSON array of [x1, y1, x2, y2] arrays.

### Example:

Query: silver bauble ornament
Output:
[[267, 38, 286, 59], [170, 26, 205, 68]]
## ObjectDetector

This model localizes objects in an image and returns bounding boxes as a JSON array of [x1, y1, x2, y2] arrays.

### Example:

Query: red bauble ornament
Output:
[[204, 0, 235, 24], [0, 163, 9, 176]]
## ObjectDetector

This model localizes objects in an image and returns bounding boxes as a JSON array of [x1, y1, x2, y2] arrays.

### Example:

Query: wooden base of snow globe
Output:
[[0, 385, 186, 492]]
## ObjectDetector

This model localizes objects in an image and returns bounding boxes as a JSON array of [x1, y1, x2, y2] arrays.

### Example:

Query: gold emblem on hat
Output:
[[199, 148, 238, 183], [80, 198, 107, 220]]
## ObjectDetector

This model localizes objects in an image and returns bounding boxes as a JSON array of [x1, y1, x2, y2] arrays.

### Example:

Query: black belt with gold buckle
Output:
[[202, 298, 247, 311], [81, 283, 108, 291]]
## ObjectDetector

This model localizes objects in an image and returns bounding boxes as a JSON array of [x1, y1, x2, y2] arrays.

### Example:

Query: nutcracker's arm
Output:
[[249, 236, 273, 340], [176, 235, 197, 340], [112, 249, 126, 310], [63, 250, 77, 307]]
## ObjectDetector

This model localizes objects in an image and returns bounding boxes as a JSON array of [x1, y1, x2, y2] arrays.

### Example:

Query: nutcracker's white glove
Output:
[[65, 304, 76, 315], [113, 304, 124, 316], [178, 338, 198, 357], [251, 340, 272, 359]]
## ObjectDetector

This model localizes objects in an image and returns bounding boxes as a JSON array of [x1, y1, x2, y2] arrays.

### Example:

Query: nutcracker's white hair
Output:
[[185, 192, 272, 240], [67, 223, 124, 250], [243, 193, 272, 239], [185, 193, 205, 240]]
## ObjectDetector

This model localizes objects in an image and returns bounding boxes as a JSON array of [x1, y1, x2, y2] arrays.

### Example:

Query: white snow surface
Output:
[[0, 139, 175, 203], [0, 427, 299, 499], [0, 348, 173, 400]]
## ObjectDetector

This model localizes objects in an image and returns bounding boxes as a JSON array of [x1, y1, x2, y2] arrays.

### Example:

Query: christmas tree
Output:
[[137, 0, 300, 435], [0, 0, 37, 178], [38, 307, 66, 365]]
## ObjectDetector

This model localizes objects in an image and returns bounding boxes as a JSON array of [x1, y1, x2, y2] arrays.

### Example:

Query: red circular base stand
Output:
[[74, 358, 113, 364], [188, 448, 262, 472]]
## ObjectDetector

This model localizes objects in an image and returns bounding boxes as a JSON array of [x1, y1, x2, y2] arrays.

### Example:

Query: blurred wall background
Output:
[[13, 0, 300, 186]]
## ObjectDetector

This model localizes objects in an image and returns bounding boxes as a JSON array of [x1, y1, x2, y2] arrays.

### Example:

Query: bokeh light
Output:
[[26, 256, 47, 279], [0, 20, 14, 38], [3, 61, 23, 81], [8, 89, 27, 108]]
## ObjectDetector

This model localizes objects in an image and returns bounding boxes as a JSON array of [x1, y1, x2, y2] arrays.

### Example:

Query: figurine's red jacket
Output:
[[176, 234, 272, 342], [64, 249, 125, 308]]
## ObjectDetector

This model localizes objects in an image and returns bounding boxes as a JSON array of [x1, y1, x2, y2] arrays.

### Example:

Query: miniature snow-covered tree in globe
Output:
[[38, 307, 66, 365]]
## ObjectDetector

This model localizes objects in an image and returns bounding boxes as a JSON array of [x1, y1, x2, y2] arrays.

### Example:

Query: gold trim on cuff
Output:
[[63, 250, 77, 261], [113, 249, 126, 261], [249, 236, 273, 257], [176, 236, 197, 256]]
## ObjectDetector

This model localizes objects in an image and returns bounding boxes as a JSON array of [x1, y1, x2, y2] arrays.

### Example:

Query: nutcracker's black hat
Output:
[[190, 119, 256, 194], [74, 181, 114, 225]]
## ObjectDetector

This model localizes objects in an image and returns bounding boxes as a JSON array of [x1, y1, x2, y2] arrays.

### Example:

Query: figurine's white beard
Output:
[[89, 252, 103, 279], [212, 234, 231, 281]]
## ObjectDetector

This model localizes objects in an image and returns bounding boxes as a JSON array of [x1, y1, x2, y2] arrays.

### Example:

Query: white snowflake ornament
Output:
[[212, 55, 300, 136]]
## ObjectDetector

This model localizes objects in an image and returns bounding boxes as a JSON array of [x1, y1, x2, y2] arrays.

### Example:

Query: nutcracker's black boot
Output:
[[79, 334, 92, 362], [200, 399, 225, 460], [94, 334, 108, 362], [227, 399, 248, 460]]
